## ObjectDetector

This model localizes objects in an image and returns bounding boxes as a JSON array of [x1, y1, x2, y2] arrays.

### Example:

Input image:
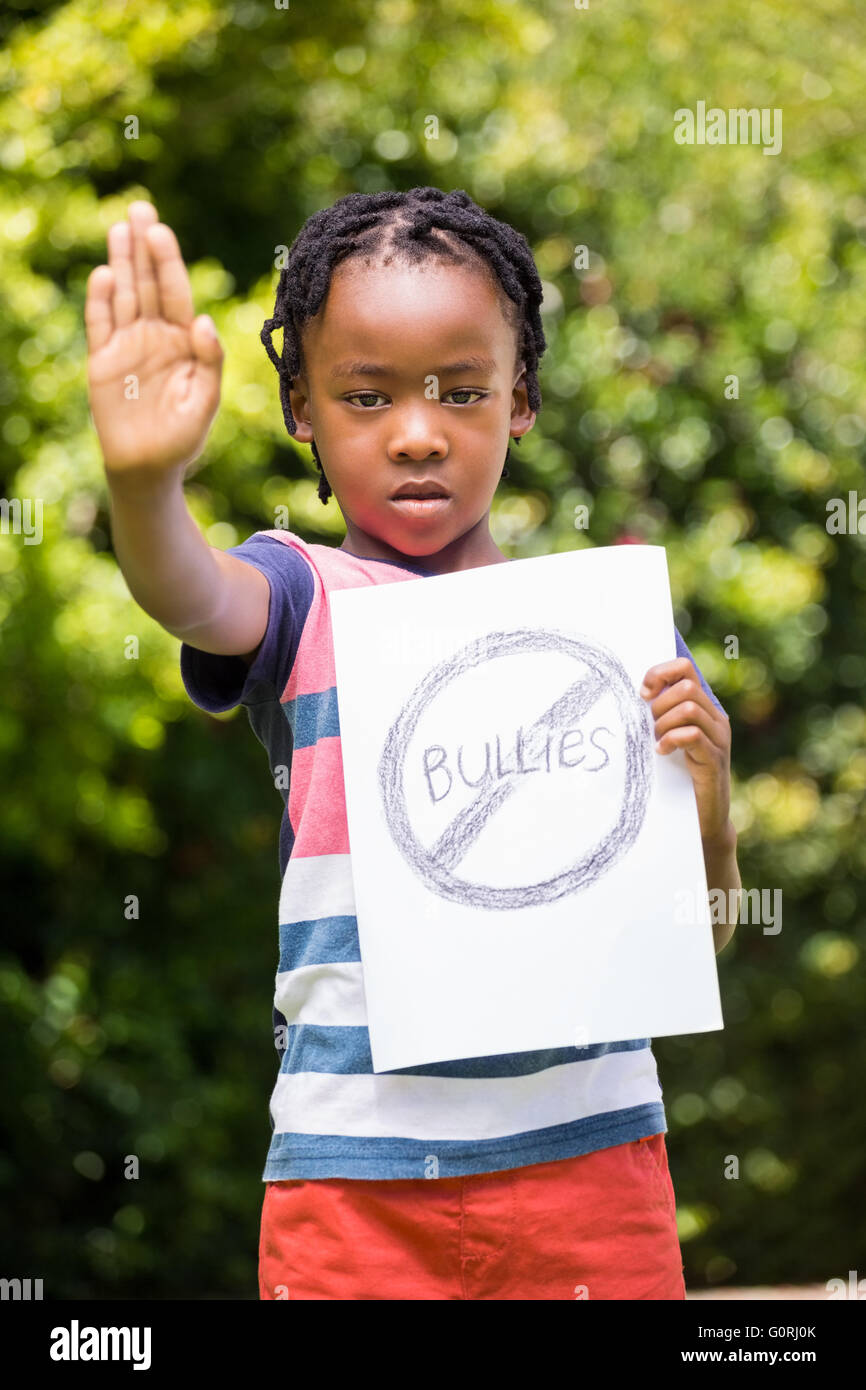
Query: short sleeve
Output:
[[673, 627, 727, 717], [180, 533, 314, 713]]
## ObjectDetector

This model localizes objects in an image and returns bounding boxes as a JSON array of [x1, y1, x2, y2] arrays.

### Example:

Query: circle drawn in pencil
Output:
[[377, 629, 653, 909]]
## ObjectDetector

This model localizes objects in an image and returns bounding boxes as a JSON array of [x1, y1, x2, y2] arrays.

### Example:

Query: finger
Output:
[[129, 201, 160, 319], [146, 222, 195, 326], [639, 658, 694, 698], [655, 726, 716, 759], [644, 675, 717, 722], [653, 700, 723, 750], [190, 314, 224, 367], [84, 265, 116, 354], [639, 658, 717, 717], [107, 221, 137, 327], [188, 317, 224, 420]]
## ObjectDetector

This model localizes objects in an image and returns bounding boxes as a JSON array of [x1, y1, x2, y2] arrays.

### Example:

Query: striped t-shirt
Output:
[[180, 528, 727, 1182]]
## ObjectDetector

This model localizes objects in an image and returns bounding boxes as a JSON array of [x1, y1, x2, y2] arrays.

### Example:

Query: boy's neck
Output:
[[338, 522, 510, 576]]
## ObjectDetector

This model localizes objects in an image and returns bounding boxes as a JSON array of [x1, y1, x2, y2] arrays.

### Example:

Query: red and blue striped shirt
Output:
[[181, 528, 727, 1181]]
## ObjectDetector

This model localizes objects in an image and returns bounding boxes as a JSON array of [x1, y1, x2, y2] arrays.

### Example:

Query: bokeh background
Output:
[[1, 0, 864, 1298]]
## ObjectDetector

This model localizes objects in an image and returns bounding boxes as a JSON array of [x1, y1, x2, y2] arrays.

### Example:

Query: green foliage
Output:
[[1, 0, 864, 1296]]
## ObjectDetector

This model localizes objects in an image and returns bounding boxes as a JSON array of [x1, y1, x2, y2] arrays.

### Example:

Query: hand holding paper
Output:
[[640, 657, 734, 844]]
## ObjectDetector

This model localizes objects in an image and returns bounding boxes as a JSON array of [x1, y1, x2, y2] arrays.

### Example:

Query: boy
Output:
[[86, 186, 740, 1300]]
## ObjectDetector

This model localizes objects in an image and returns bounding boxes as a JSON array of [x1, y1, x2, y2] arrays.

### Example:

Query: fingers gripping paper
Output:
[[329, 545, 723, 1072]]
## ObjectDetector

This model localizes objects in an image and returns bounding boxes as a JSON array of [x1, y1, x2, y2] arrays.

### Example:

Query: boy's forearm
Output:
[[703, 820, 741, 954], [106, 467, 225, 635]]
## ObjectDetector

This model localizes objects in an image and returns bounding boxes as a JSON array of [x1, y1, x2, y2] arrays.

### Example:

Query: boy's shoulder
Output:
[[245, 526, 313, 555], [245, 528, 351, 565], [249, 530, 435, 586], [231, 528, 333, 584]]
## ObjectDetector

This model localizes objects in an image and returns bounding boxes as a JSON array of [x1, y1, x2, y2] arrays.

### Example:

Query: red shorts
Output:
[[258, 1133, 685, 1300]]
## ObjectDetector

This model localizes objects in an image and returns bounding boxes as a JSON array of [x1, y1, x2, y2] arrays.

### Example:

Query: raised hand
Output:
[[85, 201, 224, 475]]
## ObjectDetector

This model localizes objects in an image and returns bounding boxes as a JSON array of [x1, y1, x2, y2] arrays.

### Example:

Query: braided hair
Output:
[[261, 186, 547, 503]]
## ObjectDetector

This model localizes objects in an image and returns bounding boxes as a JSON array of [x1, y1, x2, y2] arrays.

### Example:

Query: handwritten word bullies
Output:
[[422, 723, 615, 804]]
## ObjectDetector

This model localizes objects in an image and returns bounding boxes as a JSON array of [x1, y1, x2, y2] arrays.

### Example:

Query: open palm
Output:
[[85, 201, 224, 474]]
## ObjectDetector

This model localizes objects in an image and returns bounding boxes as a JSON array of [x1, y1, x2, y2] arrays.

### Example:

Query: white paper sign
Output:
[[330, 545, 723, 1072]]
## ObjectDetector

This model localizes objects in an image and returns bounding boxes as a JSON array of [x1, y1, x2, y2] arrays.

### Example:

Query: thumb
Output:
[[191, 314, 224, 366]]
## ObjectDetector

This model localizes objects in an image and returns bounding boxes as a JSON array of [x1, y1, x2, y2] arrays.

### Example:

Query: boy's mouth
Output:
[[390, 479, 451, 500], [390, 479, 452, 517]]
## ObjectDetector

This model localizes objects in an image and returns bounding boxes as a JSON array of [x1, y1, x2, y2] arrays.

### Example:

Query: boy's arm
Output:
[[88, 200, 269, 659], [642, 642, 741, 957], [703, 820, 741, 955], [107, 467, 270, 659]]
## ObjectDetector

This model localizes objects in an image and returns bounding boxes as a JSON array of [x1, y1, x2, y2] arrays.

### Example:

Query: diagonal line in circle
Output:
[[430, 668, 611, 871]]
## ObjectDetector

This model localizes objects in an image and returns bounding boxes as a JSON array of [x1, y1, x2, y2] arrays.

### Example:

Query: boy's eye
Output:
[[445, 389, 484, 405], [345, 389, 486, 407]]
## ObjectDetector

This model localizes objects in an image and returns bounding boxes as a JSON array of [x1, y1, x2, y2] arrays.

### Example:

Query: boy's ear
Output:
[[288, 376, 314, 444], [510, 362, 535, 436]]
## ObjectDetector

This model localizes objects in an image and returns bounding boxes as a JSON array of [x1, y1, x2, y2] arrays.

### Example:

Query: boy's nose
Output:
[[389, 435, 448, 461], [386, 406, 449, 461]]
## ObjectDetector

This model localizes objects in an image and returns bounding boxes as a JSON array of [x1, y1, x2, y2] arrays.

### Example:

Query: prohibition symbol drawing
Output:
[[377, 628, 654, 910]]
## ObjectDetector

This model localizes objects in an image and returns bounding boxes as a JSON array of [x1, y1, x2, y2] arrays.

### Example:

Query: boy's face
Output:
[[288, 257, 535, 569]]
